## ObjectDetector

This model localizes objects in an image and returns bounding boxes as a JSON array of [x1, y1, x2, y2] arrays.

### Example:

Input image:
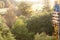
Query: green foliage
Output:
[[11, 10, 54, 40], [0, 15, 16, 40], [27, 11, 54, 35], [34, 32, 56, 40], [12, 18, 34, 40]]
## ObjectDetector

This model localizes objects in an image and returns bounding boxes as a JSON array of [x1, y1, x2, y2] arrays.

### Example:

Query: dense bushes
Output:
[[11, 11, 55, 40], [0, 15, 15, 40], [0, 10, 55, 40], [12, 17, 34, 40], [10, 10, 55, 40], [34, 32, 56, 40], [0, 11, 55, 40], [27, 11, 54, 35], [0, 1, 56, 40], [0, 1, 55, 39]]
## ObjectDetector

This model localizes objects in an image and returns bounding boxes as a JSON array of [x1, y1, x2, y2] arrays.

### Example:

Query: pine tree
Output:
[[0, 15, 16, 40]]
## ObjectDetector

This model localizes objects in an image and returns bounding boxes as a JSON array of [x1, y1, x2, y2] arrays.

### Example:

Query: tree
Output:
[[12, 17, 34, 40], [27, 11, 54, 35], [18, 2, 33, 17], [0, 15, 16, 40]]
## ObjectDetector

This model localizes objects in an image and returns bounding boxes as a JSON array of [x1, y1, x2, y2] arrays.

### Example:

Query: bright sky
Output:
[[15, 0, 39, 2], [15, 0, 55, 11]]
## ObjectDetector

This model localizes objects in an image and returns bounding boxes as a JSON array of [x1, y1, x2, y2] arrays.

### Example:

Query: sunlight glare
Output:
[[15, 0, 39, 2], [31, 4, 44, 11]]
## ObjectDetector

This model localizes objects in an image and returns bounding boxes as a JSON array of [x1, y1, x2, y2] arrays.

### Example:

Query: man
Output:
[[54, 1, 60, 12], [59, 3, 60, 12]]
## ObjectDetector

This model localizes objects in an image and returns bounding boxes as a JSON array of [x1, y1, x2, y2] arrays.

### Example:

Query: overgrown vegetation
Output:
[[27, 11, 54, 36], [12, 17, 34, 40], [34, 32, 56, 40], [0, 1, 56, 40]]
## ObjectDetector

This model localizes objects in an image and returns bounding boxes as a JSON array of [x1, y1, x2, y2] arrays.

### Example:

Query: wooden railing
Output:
[[52, 12, 60, 40]]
